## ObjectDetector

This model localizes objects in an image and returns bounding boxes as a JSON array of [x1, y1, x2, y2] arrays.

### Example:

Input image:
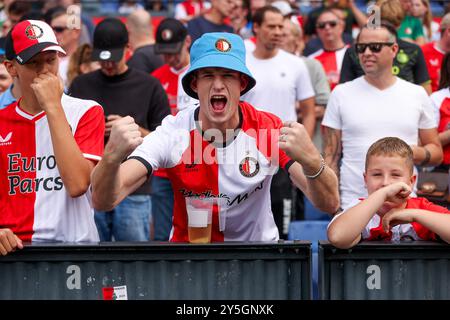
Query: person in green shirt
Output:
[[398, 0, 426, 45]]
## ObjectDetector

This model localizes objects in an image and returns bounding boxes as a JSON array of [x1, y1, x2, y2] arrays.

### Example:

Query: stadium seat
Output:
[[288, 220, 329, 300], [303, 197, 332, 221]]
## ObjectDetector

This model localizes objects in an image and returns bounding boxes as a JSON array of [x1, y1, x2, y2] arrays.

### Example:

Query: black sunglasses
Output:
[[355, 42, 394, 54], [316, 20, 338, 29], [52, 26, 68, 33]]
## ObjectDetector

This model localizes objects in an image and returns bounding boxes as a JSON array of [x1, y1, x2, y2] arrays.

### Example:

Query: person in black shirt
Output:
[[69, 18, 170, 242], [126, 9, 164, 74]]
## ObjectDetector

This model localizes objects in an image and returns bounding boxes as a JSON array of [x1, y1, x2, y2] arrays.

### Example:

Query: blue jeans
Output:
[[94, 195, 151, 241], [151, 176, 174, 241]]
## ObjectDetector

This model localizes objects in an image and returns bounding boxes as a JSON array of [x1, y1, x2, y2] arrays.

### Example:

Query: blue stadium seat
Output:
[[288, 220, 329, 300], [303, 197, 332, 221]]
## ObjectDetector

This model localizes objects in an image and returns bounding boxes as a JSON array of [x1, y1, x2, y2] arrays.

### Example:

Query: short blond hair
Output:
[[365, 137, 414, 174]]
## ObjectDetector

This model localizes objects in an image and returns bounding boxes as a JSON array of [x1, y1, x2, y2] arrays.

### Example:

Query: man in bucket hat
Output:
[[91, 32, 339, 242], [0, 20, 105, 255]]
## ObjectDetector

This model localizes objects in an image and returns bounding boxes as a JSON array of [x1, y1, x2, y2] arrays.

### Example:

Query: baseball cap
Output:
[[181, 32, 256, 99], [155, 18, 188, 54], [4, 19, 65, 65], [271, 1, 294, 16], [92, 18, 128, 62]]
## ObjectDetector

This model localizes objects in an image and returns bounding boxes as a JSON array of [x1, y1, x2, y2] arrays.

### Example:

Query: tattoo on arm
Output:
[[322, 127, 342, 181]]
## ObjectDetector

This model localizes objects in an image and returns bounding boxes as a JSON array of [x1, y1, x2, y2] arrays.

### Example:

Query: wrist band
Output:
[[419, 147, 431, 166], [304, 155, 326, 179]]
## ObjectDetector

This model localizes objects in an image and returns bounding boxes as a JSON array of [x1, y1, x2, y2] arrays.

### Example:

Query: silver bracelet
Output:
[[303, 155, 326, 179]]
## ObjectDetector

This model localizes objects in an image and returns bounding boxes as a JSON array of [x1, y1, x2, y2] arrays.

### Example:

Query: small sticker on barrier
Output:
[[102, 285, 128, 300]]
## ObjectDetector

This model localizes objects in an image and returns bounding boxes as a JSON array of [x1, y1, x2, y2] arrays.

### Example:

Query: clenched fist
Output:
[[279, 121, 322, 172], [104, 116, 143, 164]]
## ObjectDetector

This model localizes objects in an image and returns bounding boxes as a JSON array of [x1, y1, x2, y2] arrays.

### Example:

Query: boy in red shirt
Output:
[[328, 136, 450, 249]]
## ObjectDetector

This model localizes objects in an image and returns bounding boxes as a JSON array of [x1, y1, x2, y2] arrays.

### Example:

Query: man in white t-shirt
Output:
[[322, 23, 443, 211], [241, 5, 316, 238]]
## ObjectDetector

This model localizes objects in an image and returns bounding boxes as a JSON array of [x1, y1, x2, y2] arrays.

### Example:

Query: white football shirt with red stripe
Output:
[[0, 94, 104, 242], [308, 46, 348, 90], [129, 102, 293, 242]]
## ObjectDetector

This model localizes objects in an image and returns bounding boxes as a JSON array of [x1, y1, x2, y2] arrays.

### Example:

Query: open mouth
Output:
[[210, 95, 227, 112]]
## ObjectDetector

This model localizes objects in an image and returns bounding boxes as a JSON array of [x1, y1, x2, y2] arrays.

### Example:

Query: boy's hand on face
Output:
[[381, 208, 415, 233], [383, 182, 412, 205], [377, 182, 411, 215], [104, 116, 143, 164], [30, 72, 64, 113]]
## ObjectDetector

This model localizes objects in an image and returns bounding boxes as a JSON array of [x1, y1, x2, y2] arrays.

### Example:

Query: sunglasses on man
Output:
[[355, 42, 394, 54], [316, 20, 338, 29]]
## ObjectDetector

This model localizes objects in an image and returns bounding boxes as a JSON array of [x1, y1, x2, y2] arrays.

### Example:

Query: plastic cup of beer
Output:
[[185, 197, 213, 243]]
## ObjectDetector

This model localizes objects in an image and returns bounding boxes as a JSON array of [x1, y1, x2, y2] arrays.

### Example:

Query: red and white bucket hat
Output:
[[4, 20, 66, 65]]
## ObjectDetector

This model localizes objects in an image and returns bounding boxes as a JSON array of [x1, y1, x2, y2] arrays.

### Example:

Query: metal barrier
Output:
[[319, 241, 450, 300], [0, 241, 311, 300]]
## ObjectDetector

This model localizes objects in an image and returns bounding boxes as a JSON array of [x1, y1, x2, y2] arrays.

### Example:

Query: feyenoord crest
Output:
[[215, 39, 231, 52], [161, 29, 173, 41], [25, 24, 43, 40], [239, 157, 259, 178]]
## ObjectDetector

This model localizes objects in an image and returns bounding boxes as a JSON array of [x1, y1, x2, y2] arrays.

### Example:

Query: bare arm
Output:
[[322, 126, 342, 181], [298, 97, 316, 138], [438, 130, 450, 147], [348, 0, 368, 28], [328, 182, 411, 249], [412, 128, 443, 166], [32, 72, 95, 197], [91, 116, 147, 211], [382, 208, 450, 244], [280, 121, 340, 214]]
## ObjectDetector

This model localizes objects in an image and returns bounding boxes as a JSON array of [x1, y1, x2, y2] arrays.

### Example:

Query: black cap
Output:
[[155, 18, 187, 54], [92, 18, 128, 62]]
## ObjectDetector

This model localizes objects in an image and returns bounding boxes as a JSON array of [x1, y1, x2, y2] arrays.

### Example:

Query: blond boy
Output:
[[328, 137, 450, 249]]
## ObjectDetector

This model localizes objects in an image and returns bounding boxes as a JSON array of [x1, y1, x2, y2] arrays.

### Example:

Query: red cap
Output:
[[5, 20, 66, 64]]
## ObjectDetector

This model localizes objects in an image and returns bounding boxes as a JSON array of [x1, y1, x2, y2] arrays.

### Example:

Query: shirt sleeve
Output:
[[414, 198, 450, 241], [128, 111, 190, 173], [321, 88, 342, 130], [430, 92, 442, 126], [419, 89, 438, 129], [306, 58, 330, 106], [295, 57, 315, 101], [74, 105, 105, 162]]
